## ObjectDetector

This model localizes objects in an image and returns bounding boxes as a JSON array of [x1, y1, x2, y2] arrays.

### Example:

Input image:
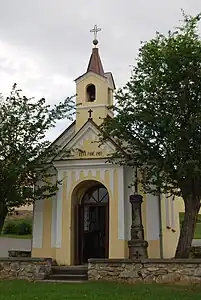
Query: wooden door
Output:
[[82, 204, 109, 262], [74, 204, 84, 265], [105, 204, 109, 258]]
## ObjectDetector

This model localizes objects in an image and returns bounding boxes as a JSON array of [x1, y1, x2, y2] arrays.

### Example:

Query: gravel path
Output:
[[0, 237, 31, 257], [192, 239, 201, 246]]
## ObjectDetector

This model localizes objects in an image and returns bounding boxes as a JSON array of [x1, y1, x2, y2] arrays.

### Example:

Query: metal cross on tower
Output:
[[90, 25, 101, 46]]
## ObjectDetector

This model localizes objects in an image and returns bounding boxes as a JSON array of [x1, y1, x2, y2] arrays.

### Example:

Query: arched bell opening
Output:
[[86, 84, 96, 102]]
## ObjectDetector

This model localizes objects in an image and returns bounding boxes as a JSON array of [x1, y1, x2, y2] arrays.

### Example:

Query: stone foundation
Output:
[[88, 259, 201, 284], [8, 250, 31, 258], [0, 258, 52, 281], [191, 246, 201, 258]]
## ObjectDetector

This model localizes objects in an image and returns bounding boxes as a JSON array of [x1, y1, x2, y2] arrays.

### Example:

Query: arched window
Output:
[[86, 84, 96, 102], [82, 185, 109, 204]]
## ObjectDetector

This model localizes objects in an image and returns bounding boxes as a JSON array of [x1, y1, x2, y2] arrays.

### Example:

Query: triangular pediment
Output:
[[75, 71, 107, 84], [56, 120, 116, 160]]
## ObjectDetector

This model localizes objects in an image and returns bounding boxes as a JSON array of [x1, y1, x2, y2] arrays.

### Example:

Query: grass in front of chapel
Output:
[[180, 213, 201, 239], [0, 234, 32, 239], [0, 281, 201, 300]]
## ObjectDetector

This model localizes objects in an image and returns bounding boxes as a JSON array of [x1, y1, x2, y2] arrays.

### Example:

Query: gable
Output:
[[56, 121, 116, 160], [51, 121, 76, 148], [75, 71, 107, 85]]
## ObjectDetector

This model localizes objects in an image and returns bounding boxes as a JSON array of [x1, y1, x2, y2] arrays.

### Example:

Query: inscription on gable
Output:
[[76, 149, 103, 157], [61, 127, 115, 160]]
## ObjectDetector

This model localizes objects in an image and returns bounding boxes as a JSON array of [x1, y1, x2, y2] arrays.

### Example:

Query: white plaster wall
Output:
[[55, 170, 64, 248], [123, 167, 135, 240], [118, 166, 125, 240], [51, 194, 57, 248], [165, 195, 171, 228], [146, 194, 160, 240], [32, 199, 44, 248], [51, 173, 57, 248]]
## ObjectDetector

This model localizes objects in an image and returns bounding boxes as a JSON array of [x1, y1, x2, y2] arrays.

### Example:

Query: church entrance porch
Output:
[[74, 181, 109, 265]]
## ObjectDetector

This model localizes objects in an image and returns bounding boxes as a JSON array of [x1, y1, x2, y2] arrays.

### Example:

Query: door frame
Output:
[[74, 201, 109, 265]]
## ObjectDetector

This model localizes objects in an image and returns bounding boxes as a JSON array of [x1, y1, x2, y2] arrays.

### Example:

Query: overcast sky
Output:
[[0, 0, 200, 140]]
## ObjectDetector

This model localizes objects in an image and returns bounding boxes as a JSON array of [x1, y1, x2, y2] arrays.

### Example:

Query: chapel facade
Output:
[[32, 28, 181, 265]]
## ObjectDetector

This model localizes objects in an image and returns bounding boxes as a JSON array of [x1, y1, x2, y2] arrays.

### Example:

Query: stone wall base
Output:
[[88, 259, 201, 284], [0, 258, 52, 281], [8, 250, 31, 258]]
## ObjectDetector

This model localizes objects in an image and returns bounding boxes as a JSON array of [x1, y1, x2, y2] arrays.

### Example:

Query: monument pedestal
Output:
[[128, 193, 148, 259]]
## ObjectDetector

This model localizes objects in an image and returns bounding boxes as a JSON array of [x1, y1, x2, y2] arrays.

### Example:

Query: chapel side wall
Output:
[[124, 167, 133, 258], [110, 167, 127, 259], [124, 167, 147, 258], [124, 168, 159, 258], [160, 194, 180, 258], [163, 196, 201, 258], [176, 197, 201, 214], [145, 194, 161, 258], [32, 172, 57, 260], [124, 175, 184, 259], [32, 199, 44, 255], [143, 192, 181, 259], [32, 196, 55, 259]]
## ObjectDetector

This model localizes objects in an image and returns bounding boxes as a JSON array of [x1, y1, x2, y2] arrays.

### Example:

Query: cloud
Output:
[[0, 0, 200, 140], [0, 39, 74, 141], [0, 40, 74, 101]]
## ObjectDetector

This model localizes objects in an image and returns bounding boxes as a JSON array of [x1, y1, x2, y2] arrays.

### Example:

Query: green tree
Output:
[[101, 13, 201, 258], [0, 84, 74, 233]]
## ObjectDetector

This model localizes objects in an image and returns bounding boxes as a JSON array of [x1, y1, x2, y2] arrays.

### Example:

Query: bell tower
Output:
[[75, 25, 115, 131]]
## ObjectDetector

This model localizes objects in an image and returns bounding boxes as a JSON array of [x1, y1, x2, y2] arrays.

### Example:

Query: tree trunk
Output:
[[175, 198, 200, 258], [0, 203, 8, 234]]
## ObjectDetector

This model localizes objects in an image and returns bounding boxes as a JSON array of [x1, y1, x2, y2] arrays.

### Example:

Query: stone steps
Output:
[[44, 265, 88, 283], [37, 279, 85, 284]]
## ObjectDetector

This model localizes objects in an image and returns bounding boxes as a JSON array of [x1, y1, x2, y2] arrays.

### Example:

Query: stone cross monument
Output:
[[128, 193, 148, 259]]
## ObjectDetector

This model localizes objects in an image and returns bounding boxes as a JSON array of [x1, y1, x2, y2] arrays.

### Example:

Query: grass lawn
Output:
[[0, 234, 32, 239], [179, 213, 201, 239], [194, 223, 201, 239], [0, 281, 201, 300]]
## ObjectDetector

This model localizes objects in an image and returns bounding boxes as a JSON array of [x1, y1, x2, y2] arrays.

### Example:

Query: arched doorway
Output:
[[74, 181, 109, 264]]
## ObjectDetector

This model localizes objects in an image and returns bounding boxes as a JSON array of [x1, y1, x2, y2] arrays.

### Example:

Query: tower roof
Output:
[[87, 47, 105, 77], [75, 25, 115, 84]]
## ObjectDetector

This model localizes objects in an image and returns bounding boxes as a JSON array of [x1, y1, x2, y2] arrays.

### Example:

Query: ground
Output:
[[0, 237, 31, 257], [0, 213, 32, 257], [0, 281, 201, 300], [0, 211, 32, 244]]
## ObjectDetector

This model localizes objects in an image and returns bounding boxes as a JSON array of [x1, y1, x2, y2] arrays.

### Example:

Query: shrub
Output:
[[3, 221, 17, 235], [17, 221, 32, 235], [3, 219, 32, 235]]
